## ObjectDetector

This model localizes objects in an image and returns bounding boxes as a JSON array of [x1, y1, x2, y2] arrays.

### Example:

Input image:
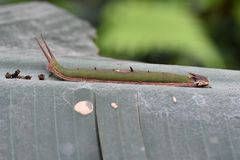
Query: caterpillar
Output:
[[36, 35, 209, 88]]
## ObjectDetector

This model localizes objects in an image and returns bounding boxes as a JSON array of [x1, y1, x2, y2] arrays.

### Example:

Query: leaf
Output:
[[97, 1, 225, 68]]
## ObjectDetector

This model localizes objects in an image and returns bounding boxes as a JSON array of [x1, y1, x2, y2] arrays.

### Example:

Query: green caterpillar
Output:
[[36, 35, 209, 87]]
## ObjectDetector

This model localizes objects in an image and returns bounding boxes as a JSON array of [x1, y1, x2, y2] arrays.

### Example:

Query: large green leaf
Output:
[[97, 1, 225, 68]]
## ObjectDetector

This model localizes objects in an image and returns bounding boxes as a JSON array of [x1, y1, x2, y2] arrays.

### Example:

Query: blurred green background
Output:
[[1, 0, 240, 69]]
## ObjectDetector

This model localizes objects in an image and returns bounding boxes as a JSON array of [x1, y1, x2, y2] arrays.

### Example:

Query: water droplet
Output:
[[74, 101, 93, 115], [111, 102, 118, 109], [172, 96, 177, 103]]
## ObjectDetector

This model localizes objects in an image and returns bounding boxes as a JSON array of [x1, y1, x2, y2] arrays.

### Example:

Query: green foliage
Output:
[[235, 1, 240, 25], [48, 0, 80, 15], [97, 1, 225, 68], [196, 0, 224, 9]]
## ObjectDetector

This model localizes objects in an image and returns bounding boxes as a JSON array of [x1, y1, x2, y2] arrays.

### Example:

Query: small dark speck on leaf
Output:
[[5, 69, 21, 79], [38, 74, 45, 80], [12, 69, 20, 78], [5, 72, 11, 79], [130, 66, 134, 72], [5, 69, 31, 80], [24, 75, 32, 80]]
